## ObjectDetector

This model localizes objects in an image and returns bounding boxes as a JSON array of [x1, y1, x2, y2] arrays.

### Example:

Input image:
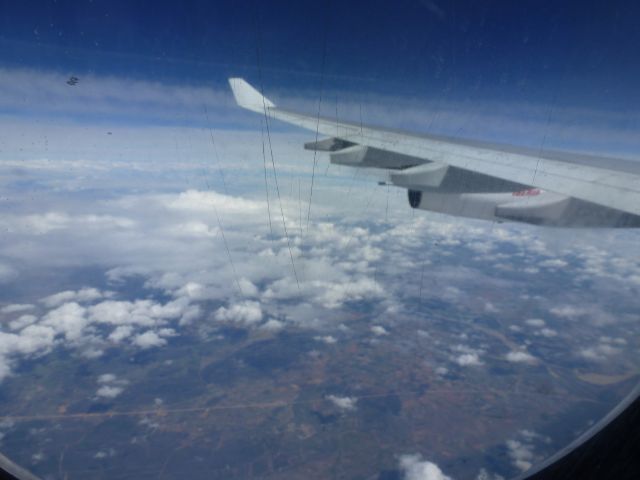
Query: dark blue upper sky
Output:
[[1, 0, 639, 111]]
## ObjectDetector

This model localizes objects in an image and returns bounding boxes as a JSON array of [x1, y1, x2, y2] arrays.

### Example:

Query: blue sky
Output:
[[1, 0, 639, 108]]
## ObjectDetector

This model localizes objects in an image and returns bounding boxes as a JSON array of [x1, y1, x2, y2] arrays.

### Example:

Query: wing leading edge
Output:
[[228, 78, 640, 225]]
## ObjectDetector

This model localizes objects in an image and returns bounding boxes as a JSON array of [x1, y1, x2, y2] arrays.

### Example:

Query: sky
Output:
[[1, 0, 640, 118], [0, 2, 640, 479]]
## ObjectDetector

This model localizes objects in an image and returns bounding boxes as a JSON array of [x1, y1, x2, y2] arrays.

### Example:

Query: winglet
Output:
[[228, 78, 275, 113]]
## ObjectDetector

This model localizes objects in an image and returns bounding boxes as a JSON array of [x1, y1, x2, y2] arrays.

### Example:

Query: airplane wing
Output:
[[229, 78, 640, 226]]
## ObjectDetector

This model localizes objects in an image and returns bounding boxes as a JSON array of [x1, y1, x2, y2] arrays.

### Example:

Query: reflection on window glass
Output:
[[0, 1, 639, 479]]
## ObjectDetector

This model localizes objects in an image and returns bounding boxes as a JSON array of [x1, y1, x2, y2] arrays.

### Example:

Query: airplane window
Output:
[[1, 1, 639, 479]]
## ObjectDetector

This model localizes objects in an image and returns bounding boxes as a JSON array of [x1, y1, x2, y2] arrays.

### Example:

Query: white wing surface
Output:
[[229, 78, 640, 218]]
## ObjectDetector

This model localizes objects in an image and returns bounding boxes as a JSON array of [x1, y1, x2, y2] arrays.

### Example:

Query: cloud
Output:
[[525, 319, 545, 328], [539, 259, 568, 269], [451, 345, 484, 367], [8, 314, 38, 331], [132, 331, 167, 349], [259, 319, 285, 331], [505, 430, 549, 474], [398, 454, 453, 480], [214, 301, 263, 325], [0, 287, 194, 380], [95, 373, 127, 399], [578, 342, 621, 362], [505, 439, 535, 472], [505, 351, 537, 365], [41, 302, 89, 341], [41, 288, 108, 308], [454, 353, 482, 367], [475, 469, 504, 480], [94, 448, 116, 459], [0, 67, 238, 127], [326, 395, 357, 411], [98, 373, 118, 384], [1, 304, 34, 314], [371, 325, 389, 336], [96, 385, 124, 399], [108, 325, 134, 343], [314, 335, 337, 345], [549, 305, 589, 319], [537, 328, 557, 338]]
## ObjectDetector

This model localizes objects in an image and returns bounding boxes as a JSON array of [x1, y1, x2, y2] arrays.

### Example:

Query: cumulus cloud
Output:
[[259, 319, 285, 331], [451, 345, 484, 367], [8, 314, 38, 331], [41, 288, 108, 308], [537, 327, 557, 338], [0, 324, 57, 380], [214, 301, 263, 325], [1, 304, 34, 314], [314, 335, 337, 345], [98, 374, 117, 384], [41, 302, 88, 341], [371, 325, 389, 336], [475, 469, 504, 480], [96, 385, 124, 399], [326, 395, 357, 411], [506, 439, 535, 472], [108, 325, 134, 343], [398, 454, 453, 480], [505, 350, 537, 365], [132, 331, 167, 349], [578, 342, 621, 362], [94, 448, 116, 459], [95, 373, 127, 399], [550, 305, 589, 319], [539, 259, 568, 269], [454, 353, 482, 367], [505, 430, 548, 473], [525, 319, 545, 328]]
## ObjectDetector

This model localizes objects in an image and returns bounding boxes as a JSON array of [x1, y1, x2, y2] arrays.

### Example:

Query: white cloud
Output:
[[1, 304, 34, 314], [132, 331, 167, 349], [326, 395, 357, 411], [454, 353, 482, 367], [41, 288, 107, 308], [539, 259, 568, 269], [95, 373, 127, 399], [550, 305, 588, 319], [371, 325, 389, 336], [96, 385, 124, 399], [579, 343, 621, 362], [475, 469, 504, 480], [537, 328, 557, 338], [94, 448, 116, 459], [525, 319, 545, 328], [41, 302, 88, 341], [214, 301, 263, 325], [108, 326, 133, 343], [98, 373, 118, 384], [506, 439, 535, 472], [484, 302, 498, 313], [314, 335, 337, 345], [398, 454, 453, 480], [259, 319, 285, 331], [8, 314, 38, 331], [505, 351, 537, 365]]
